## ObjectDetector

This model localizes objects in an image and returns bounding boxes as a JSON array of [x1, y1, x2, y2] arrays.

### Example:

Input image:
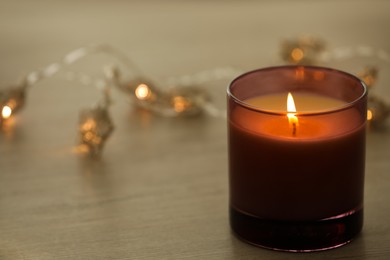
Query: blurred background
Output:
[[0, 0, 389, 259], [1, 0, 389, 122], [1, 0, 389, 78]]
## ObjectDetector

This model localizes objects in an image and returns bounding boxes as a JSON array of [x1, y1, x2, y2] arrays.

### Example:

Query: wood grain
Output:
[[1, 0, 390, 259]]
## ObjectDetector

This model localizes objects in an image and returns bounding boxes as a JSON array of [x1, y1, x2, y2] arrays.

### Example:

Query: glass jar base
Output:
[[230, 206, 363, 252]]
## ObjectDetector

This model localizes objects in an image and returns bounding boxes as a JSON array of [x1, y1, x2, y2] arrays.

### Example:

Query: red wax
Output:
[[229, 94, 366, 220]]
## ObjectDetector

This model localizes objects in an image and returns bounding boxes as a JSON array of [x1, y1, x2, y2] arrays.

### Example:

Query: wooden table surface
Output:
[[1, 0, 390, 259]]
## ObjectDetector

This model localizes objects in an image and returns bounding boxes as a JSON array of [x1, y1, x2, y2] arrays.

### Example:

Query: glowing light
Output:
[[73, 144, 91, 154], [81, 118, 96, 131], [358, 67, 378, 89], [287, 92, 298, 136], [135, 84, 152, 100], [367, 109, 373, 121], [84, 132, 94, 141], [362, 76, 375, 88], [291, 48, 304, 62], [2, 106, 12, 119], [172, 96, 190, 113]]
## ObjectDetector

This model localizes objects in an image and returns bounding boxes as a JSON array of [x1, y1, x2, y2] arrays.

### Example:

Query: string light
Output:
[[135, 83, 153, 101], [1, 45, 230, 156], [105, 66, 215, 117], [367, 109, 373, 121], [0, 45, 120, 156], [1, 40, 389, 157], [281, 36, 390, 128], [0, 85, 27, 125], [280, 36, 326, 65], [358, 67, 378, 89], [367, 95, 390, 128], [75, 104, 114, 157], [2, 106, 12, 119], [172, 96, 190, 113]]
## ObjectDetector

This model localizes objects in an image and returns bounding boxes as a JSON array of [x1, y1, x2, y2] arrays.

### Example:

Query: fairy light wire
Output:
[[2, 39, 389, 156], [23, 44, 146, 88]]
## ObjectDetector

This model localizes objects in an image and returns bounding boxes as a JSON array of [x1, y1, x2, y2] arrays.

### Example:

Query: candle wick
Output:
[[287, 112, 298, 137], [292, 122, 297, 136]]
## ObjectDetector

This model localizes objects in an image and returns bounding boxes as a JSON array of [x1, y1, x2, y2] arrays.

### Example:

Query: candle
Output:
[[241, 92, 350, 139], [228, 66, 367, 252]]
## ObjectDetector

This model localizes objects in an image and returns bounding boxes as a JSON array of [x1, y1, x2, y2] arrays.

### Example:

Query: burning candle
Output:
[[228, 66, 367, 252]]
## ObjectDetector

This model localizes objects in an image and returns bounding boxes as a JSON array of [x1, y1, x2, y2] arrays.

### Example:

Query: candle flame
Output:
[[287, 92, 296, 113], [287, 92, 298, 136]]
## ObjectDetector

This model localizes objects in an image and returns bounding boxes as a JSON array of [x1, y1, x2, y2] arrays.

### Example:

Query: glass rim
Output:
[[227, 65, 368, 116]]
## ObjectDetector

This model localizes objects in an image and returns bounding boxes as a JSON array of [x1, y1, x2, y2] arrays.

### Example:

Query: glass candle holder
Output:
[[227, 66, 367, 252]]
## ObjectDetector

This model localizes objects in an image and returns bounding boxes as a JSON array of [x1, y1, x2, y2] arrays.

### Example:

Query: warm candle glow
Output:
[[287, 92, 298, 136], [2, 106, 12, 119]]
